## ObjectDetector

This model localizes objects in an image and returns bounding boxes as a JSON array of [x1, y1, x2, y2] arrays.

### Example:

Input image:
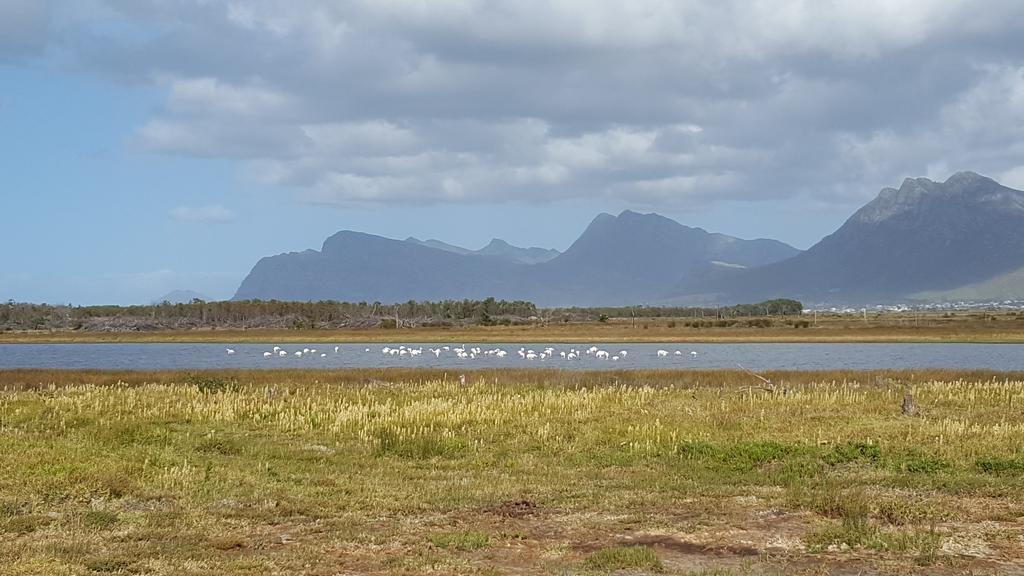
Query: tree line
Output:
[[548, 299, 804, 321], [0, 298, 539, 331], [0, 297, 802, 331]]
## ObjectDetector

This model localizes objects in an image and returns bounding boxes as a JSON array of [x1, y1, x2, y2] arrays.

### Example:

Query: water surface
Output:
[[0, 343, 1021, 371]]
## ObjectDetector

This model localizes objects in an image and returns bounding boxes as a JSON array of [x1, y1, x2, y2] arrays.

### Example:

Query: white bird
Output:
[[334, 346, 340, 353], [620, 350, 628, 357], [303, 348, 310, 354], [365, 348, 370, 352], [657, 350, 669, 357], [294, 351, 303, 357], [320, 353, 327, 358], [263, 352, 272, 358], [612, 356, 619, 361], [526, 352, 538, 360], [675, 350, 682, 355], [226, 348, 235, 355], [278, 350, 287, 357], [690, 350, 698, 356], [273, 346, 281, 352]]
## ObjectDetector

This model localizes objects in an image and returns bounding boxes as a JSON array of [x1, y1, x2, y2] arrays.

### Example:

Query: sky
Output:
[[2, 0, 1024, 304]]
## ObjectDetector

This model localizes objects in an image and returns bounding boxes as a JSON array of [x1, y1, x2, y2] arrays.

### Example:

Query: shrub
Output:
[[824, 441, 881, 465], [720, 441, 796, 470], [976, 457, 1024, 475], [900, 456, 950, 474]]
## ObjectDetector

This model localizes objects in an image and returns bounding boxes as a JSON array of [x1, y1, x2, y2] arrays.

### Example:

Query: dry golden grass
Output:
[[1, 368, 1022, 574]]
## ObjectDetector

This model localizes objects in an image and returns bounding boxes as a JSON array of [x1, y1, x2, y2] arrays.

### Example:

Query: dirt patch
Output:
[[624, 534, 760, 557], [487, 500, 539, 519], [575, 534, 759, 557]]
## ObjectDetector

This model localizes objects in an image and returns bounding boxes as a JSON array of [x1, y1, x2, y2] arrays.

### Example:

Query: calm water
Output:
[[0, 343, 1022, 371]]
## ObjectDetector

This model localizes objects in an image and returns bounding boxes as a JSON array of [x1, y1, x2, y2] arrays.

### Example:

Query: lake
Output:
[[0, 342, 1022, 371]]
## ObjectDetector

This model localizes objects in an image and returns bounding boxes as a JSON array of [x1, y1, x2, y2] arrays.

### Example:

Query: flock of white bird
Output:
[[225, 344, 701, 362]]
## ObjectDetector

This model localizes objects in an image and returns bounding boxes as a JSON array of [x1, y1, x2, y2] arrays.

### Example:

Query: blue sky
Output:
[[2, 1, 1023, 304]]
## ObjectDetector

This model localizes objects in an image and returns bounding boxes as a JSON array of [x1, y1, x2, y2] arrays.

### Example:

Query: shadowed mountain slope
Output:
[[672, 172, 1024, 305]]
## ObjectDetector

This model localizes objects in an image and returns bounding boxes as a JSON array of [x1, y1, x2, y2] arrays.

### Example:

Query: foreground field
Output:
[[4, 311, 1024, 344], [2, 369, 1023, 575]]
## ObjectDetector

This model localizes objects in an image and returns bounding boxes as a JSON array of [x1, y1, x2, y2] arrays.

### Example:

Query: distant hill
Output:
[[235, 232, 533, 303], [235, 172, 1024, 307], [405, 237, 473, 255], [153, 290, 209, 304], [234, 211, 800, 306], [673, 172, 1024, 305], [475, 239, 561, 264], [406, 237, 561, 264], [535, 210, 800, 304]]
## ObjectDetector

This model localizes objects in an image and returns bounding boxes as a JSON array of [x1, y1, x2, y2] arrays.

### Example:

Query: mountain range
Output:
[[234, 172, 1024, 307]]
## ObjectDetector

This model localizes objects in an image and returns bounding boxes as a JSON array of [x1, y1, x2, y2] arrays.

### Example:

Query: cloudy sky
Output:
[[3, 0, 1024, 304]]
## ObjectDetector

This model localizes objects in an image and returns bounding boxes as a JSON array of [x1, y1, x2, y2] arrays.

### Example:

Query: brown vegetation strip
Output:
[[4, 367, 1024, 391]]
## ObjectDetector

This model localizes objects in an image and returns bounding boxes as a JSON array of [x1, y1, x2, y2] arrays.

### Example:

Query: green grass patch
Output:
[[582, 545, 663, 572], [371, 427, 467, 459], [427, 529, 490, 551], [824, 441, 881, 465], [80, 509, 120, 530], [976, 456, 1024, 475]]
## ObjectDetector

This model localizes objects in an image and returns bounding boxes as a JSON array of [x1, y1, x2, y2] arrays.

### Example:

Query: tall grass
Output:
[[1, 369, 1022, 574]]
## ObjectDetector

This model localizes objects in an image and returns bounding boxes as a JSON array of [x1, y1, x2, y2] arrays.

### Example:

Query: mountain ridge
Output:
[[234, 210, 800, 306], [671, 172, 1024, 305], [234, 173, 1024, 306]]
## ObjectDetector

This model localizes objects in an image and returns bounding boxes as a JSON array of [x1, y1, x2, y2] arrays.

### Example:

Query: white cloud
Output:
[[169, 205, 235, 222], [997, 166, 1024, 191], [165, 76, 296, 117], [0, 0, 53, 59], [29, 0, 1024, 207]]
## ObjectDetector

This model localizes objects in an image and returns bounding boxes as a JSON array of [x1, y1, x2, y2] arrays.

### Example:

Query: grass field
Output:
[[4, 311, 1024, 344], [2, 368, 1023, 574]]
